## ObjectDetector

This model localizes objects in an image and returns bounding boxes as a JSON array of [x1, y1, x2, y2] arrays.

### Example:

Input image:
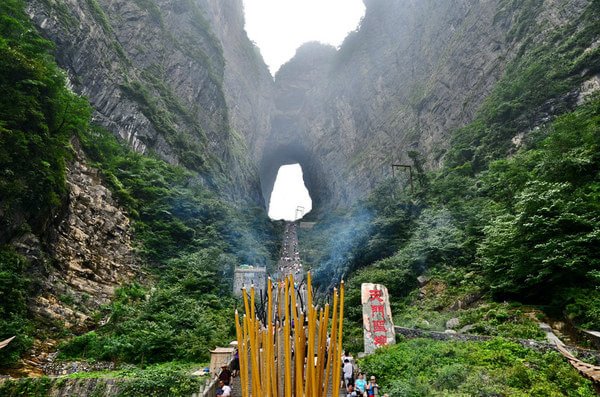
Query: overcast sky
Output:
[[268, 164, 312, 221], [243, 0, 365, 74]]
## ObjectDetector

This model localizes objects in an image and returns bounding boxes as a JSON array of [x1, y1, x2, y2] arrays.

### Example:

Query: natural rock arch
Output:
[[259, 143, 329, 218]]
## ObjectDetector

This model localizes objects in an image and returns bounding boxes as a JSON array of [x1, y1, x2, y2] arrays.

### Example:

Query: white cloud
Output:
[[243, 0, 365, 74]]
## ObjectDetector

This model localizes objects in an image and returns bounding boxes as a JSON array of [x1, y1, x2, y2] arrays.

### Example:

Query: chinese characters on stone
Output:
[[369, 289, 388, 347], [361, 283, 395, 353]]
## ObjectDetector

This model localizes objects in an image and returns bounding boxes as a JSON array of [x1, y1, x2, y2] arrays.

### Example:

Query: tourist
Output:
[[366, 376, 379, 396], [355, 373, 367, 396], [346, 383, 358, 397], [341, 350, 353, 365], [341, 350, 353, 387], [230, 349, 240, 377], [218, 364, 232, 385], [343, 358, 354, 388], [217, 380, 232, 397]]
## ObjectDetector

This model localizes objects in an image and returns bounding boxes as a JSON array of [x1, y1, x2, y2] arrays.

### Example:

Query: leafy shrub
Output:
[[358, 338, 596, 396], [434, 363, 468, 390], [478, 97, 600, 300], [0, 0, 91, 242], [116, 364, 202, 397], [561, 288, 600, 330], [0, 377, 52, 397], [0, 247, 33, 366]]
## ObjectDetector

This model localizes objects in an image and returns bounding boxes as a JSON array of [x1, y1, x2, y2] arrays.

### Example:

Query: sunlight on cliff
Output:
[[268, 163, 312, 220]]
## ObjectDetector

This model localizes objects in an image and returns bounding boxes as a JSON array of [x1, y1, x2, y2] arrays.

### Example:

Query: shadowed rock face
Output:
[[27, 0, 225, 159], [257, 43, 338, 214], [26, 0, 265, 205]]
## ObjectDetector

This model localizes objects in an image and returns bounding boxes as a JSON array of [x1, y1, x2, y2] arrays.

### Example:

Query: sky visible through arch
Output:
[[268, 164, 312, 221], [242, 0, 365, 74]]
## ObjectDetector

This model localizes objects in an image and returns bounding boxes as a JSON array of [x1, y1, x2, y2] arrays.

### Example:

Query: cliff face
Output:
[[200, 0, 275, 156], [9, 142, 139, 373], [260, 0, 595, 209], [11, 0, 274, 370], [28, 0, 595, 214], [23, 0, 598, 222], [260, 43, 339, 213], [26, 0, 267, 205], [198, 0, 276, 205], [42, 143, 138, 320], [20, 0, 599, 275]]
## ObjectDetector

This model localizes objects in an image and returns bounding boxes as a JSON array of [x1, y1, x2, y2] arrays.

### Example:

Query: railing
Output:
[[199, 356, 237, 397], [199, 376, 218, 397], [555, 342, 600, 384]]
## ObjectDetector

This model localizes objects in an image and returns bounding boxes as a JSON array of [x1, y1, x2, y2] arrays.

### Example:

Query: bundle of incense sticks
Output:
[[234, 272, 345, 397]]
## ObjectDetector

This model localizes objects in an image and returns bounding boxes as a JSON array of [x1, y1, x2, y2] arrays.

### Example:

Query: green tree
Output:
[[0, 0, 90, 242], [479, 181, 600, 297], [0, 247, 33, 366]]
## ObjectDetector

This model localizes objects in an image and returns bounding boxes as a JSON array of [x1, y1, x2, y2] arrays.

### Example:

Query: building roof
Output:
[[210, 347, 235, 354]]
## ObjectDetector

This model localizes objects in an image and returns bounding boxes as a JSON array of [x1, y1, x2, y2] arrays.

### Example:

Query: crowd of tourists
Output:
[[278, 222, 303, 280], [215, 348, 239, 396], [341, 351, 388, 397], [214, 348, 388, 396]]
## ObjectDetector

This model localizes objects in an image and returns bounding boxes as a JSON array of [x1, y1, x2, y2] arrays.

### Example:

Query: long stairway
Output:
[[230, 374, 242, 397], [225, 221, 348, 397]]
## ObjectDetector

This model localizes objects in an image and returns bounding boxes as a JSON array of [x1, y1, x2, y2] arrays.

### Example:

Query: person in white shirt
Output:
[[341, 350, 352, 364], [343, 359, 354, 388], [217, 380, 232, 397], [340, 350, 353, 387], [222, 384, 231, 397]]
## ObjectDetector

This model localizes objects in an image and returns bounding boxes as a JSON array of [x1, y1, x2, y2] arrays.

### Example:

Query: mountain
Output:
[[1, 0, 599, 387], [0, 0, 278, 372], [264, 0, 598, 209]]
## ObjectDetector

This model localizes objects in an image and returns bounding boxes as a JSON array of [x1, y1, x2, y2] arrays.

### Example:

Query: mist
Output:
[[311, 208, 374, 288], [243, 0, 365, 73]]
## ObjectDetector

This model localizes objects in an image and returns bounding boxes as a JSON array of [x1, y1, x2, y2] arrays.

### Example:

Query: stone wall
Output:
[[233, 267, 267, 297], [43, 361, 116, 376]]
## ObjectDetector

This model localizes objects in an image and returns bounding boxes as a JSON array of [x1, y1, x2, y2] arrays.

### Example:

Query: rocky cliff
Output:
[[10, 141, 139, 374], [200, 0, 275, 158], [28, 0, 596, 214], [260, 0, 597, 209], [20, 0, 600, 296], [26, 0, 266, 205], [4, 0, 276, 372]]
